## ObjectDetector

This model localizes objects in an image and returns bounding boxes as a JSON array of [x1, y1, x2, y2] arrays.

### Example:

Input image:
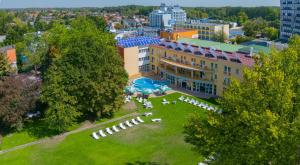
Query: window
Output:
[[236, 69, 240, 75], [200, 60, 206, 67], [228, 67, 231, 73], [152, 65, 155, 70]]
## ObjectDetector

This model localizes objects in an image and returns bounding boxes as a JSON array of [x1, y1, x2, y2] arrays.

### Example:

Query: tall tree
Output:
[[262, 27, 279, 40], [237, 11, 248, 26], [243, 17, 268, 37], [41, 18, 128, 132], [0, 52, 9, 77], [184, 36, 300, 164], [212, 30, 228, 43], [16, 33, 47, 74]]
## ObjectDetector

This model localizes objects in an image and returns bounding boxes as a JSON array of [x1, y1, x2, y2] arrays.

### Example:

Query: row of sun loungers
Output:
[[92, 116, 145, 140], [178, 96, 218, 112]]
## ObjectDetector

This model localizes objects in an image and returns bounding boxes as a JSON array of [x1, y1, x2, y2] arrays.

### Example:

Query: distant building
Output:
[[0, 46, 18, 72], [280, 0, 300, 41], [117, 36, 161, 79], [149, 3, 187, 28], [174, 20, 230, 41], [160, 29, 198, 41], [229, 27, 244, 39]]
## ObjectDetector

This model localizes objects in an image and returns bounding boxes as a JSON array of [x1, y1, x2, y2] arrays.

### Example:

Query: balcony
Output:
[[160, 57, 212, 72], [160, 66, 212, 81]]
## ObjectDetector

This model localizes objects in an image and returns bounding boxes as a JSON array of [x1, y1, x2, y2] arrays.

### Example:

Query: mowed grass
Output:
[[0, 93, 215, 165], [0, 105, 137, 150]]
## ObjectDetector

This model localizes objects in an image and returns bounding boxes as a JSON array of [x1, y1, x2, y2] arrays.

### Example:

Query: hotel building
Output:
[[174, 21, 230, 41], [149, 39, 258, 96], [117, 36, 160, 79], [280, 0, 300, 41]]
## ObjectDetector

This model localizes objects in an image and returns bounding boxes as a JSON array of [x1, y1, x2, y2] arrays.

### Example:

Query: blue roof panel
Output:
[[117, 36, 161, 48]]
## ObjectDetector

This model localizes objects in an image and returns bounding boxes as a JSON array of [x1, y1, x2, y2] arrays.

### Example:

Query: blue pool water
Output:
[[133, 77, 169, 91]]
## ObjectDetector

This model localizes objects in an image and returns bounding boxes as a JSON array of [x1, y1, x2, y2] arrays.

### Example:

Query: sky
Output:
[[0, 0, 280, 9]]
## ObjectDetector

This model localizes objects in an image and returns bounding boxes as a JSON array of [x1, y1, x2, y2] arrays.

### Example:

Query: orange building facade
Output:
[[160, 29, 198, 41]]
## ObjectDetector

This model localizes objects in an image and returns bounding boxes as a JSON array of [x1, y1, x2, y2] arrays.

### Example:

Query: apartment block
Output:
[[280, 0, 300, 41], [149, 3, 187, 28]]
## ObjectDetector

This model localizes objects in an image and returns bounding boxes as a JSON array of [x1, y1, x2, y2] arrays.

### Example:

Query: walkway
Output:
[[0, 112, 140, 155]]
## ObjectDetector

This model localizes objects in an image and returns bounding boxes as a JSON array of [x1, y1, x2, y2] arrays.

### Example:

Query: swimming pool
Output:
[[133, 77, 169, 92]]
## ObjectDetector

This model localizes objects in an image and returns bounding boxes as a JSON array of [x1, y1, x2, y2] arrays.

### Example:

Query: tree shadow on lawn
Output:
[[125, 161, 169, 165], [23, 119, 58, 138]]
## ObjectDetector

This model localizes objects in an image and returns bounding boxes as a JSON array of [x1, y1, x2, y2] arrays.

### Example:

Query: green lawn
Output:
[[0, 93, 215, 165], [0, 104, 137, 150]]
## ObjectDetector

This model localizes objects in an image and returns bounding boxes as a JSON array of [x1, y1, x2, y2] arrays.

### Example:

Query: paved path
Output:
[[0, 112, 140, 155]]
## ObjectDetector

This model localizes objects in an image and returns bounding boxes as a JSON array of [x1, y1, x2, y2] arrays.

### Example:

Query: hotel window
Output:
[[200, 60, 205, 67], [152, 65, 155, 70], [215, 64, 218, 69], [164, 51, 167, 57]]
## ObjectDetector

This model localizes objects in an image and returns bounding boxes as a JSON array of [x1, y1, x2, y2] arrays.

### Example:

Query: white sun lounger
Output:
[[144, 112, 153, 117], [162, 101, 170, 105], [178, 96, 185, 101], [125, 120, 133, 127], [184, 98, 190, 102], [131, 119, 139, 125], [112, 125, 120, 132], [151, 118, 162, 122], [106, 128, 113, 135], [92, 132, 100, 140], [99, 130, 107, 137], [119, 123, 126, 130], [136, 117, 144, 123]]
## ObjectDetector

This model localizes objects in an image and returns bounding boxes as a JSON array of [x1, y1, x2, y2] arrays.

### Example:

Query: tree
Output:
[[16, 33, 47, 74], [0, 52, 9, 77], [237, 11, 248, 26], [243, 17, 268, 37], [262, 27, 279, 40], [0, 76, 39, 130], [41, 18, 128, 132], [184, 36, 300, 164], [4, 18, 29, 45], [212, 30, 228, 43]]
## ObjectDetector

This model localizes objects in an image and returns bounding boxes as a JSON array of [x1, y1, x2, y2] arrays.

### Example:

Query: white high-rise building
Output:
[[149, 3, 187, 28], [280, 0, 300, 41]]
